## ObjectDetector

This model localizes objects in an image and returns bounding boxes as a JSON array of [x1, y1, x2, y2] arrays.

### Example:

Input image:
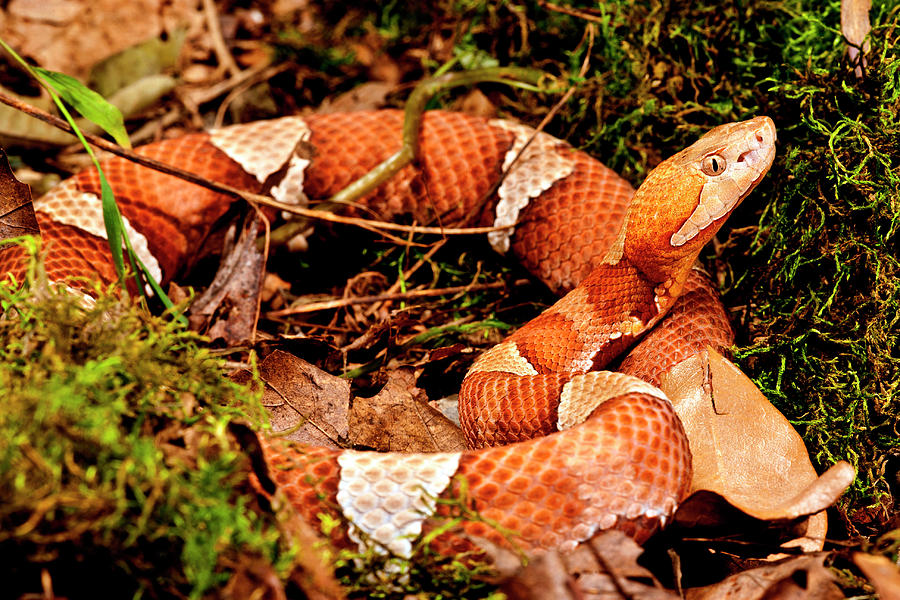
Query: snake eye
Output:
[[701, 154, 727, 176]]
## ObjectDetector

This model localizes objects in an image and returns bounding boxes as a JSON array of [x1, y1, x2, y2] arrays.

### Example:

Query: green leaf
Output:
[[33, 67, 132, 149]]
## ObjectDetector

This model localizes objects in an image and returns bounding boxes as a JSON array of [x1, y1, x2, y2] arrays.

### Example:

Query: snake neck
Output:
[[506, 259, 676, 375]]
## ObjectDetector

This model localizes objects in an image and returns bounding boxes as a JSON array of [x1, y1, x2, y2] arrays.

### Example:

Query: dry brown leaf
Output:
[[0, 148, 39, 242], [349, 367, 466, 452], [842, 0, 871, 77], [661, 348, 854, 550], [242, 350, 349, 449], [189, 215, 266, 344], [685, 554, 843, 600], [499, 531, 678, 600], [853, 552, 900, 599], [317, 81, 396, 114]]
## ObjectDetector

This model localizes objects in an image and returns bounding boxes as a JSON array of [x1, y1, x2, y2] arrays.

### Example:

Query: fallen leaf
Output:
[[661, 348, 854, 550], [0, 148, 39, 242], [317, 81, 396, 114], [189, 214, 266, 344], [0, 0, 196, 81], [349, 367, 466, 452], [499, 531, 679, 600], [853, 552, 900, 600], [88, 28, 186, 96], [685, 554, 843, 600], [234, 350, 349, 449]]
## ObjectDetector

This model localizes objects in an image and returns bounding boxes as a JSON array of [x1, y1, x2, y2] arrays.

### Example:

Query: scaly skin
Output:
[[460, 117, 777, 447], [266, 115, 777, 556], [0, 111, 776, 558]]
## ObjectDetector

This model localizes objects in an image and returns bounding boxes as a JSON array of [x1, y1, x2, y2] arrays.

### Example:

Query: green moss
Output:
[[730, 11, 900, 534], [0, 242, 287, 598]]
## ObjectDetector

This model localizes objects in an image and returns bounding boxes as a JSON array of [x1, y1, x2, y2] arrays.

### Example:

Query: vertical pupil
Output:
[[711, 158, 719, 171]]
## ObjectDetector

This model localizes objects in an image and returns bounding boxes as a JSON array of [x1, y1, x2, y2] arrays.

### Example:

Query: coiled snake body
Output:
[[0, 110, 776, 558]]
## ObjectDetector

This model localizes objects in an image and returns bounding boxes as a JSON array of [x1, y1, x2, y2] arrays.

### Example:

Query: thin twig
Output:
[[265, 278, 531, 318], [202, 0, 241, 77], [365, 239, 447, 317], [537, 0, 608, 24]]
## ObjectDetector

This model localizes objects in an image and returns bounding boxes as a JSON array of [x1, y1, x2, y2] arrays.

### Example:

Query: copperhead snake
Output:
[[0, 110, 776, 560]]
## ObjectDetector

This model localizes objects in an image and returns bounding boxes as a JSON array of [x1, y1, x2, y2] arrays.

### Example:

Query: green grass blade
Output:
[[33, 67, 132, 149]]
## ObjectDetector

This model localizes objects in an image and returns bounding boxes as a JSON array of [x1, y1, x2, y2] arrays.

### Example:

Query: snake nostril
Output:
[[755, 132, 764, 143]]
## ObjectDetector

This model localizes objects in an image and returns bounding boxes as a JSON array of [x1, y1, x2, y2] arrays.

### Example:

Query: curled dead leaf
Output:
[[189, 214, 266, 344], [685, 554, 843, 600], [497, 531, 679, 600], [0, 148, 39, 242], [661, 348, 854, 551]]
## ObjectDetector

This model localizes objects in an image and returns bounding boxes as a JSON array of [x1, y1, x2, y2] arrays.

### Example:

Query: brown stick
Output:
[[265, 278, 531, 318]]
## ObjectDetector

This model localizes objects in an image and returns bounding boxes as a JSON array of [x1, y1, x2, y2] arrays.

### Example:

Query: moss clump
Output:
[[0, 243, 287, 599], [730, 10, 900, 535]]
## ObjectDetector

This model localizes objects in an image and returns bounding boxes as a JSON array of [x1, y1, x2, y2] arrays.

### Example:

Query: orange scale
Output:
[[562, 499, 584, 518], [320, 478, 339, 495], [491, 492, 518, 511], [540, 531, 562, 550], [637, 470, 656, 485], [507, 475, 532, 494], [521, 458, 547, 477], [466, 471, 485, 487], [631, 446, 647, 463], [616, 425, 634, 440], [658, 458, 671, 475], [311, 460, 336, 478], [301, 489, 323, 506], [501, 453, 525, 470], [464, 521, 491, 539], [513, 500, 537, 519], [475, 481, 501, 501], [538, 469, 562, 487], [491, 467, 515, 484], [519, 523, 544, 542], [531, 508, 554, 526]]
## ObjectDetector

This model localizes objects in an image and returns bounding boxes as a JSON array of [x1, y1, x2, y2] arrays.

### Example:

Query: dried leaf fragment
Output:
[[685, 554, 843, 600], [499, 531, 679, 600], [349, 368, 466, 452], [234, 350, 349, 449], [853, 552, 900, 600], [189, 215, 266, 344]]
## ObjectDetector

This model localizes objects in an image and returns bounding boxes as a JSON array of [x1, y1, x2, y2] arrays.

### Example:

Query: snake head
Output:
[[623, 116, 777, 284]]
